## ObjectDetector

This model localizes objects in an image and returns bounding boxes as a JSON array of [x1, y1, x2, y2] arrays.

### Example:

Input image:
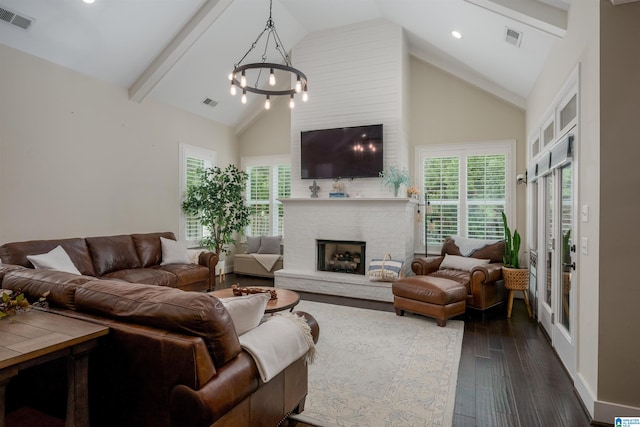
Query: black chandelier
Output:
[[229, 0, 308, 110]]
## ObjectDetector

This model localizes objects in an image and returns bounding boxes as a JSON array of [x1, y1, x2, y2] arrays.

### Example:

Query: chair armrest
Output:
[[468, 262, 505, 309], [411, 256, 443, 275], [470, 262, 503, 283]]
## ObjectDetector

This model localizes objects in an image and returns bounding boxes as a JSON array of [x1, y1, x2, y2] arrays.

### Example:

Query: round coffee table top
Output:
[[211, 287, 300, 314]]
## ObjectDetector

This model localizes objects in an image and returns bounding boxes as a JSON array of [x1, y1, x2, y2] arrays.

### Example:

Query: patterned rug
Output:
[[290, 300, 464, 427]]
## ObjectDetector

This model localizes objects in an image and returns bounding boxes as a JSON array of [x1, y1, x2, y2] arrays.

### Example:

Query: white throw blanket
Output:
[[239, 313, 316, 383], [251, 253, 281, 272], [451, 235, 500, 256]]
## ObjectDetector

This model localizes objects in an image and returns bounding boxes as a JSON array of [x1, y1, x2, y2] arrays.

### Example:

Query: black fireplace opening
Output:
[[316, 239, 366, 275]]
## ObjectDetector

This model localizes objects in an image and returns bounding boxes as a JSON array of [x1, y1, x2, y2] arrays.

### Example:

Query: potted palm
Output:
[[501, 211, 532, 318], [182, 164, 252, 261]]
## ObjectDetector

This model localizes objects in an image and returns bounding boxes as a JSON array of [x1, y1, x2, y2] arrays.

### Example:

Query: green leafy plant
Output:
[[1, 289, 49, 319], [379, 165, 409, 196], [501, 211, 521, 268], [182, 164, 252, 258]]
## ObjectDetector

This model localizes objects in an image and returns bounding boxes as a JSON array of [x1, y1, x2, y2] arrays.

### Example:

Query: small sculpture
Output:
[[309, 180, 320, 198], [231, 284, 278, 300]]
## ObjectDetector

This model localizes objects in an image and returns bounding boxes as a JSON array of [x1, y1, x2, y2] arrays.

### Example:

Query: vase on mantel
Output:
[[393, 185, 400, 197]]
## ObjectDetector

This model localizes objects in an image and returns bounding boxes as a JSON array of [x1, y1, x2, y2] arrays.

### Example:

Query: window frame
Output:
[[415, 140, 516, 254], [179, 143, 217, 247], [241, 154, 291, 239]]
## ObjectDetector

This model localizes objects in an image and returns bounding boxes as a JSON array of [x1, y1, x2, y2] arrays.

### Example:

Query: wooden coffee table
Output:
[[212, 287, 300, 314]]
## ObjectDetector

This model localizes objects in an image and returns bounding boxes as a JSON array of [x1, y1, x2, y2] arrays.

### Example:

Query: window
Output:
[[242, 155, 291, 238], [418, 141, 514, 251], [179, 144, 217, 246]]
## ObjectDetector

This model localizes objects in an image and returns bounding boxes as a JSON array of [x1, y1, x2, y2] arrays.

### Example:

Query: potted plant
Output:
[[182, 164, 252, 261], [501, 211, 532, 318], [379, 165, 409, 197]]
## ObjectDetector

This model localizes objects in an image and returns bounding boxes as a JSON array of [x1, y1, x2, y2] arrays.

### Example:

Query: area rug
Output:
[[290, 300, 464, 427]]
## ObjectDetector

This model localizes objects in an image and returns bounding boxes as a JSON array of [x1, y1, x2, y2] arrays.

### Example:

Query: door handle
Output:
[[563, 262, 576, 270], [570, 244, 576, 253]]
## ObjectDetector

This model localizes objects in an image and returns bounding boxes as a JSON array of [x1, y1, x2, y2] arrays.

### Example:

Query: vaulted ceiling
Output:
[[0, 0, 572, 132]]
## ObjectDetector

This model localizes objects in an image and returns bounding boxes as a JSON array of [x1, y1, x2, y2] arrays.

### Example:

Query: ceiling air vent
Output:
[[505, 26, 522, 47], [0, 5, 34, 31], [202, 98, 218, 108]]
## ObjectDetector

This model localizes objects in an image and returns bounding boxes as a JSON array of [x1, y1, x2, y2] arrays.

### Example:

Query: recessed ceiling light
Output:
[[451, 30, 463, 39], [82, 0, 95, 4]]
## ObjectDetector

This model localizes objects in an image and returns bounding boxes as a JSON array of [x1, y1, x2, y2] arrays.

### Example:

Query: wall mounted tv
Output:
[[300, 124, 383, 179]]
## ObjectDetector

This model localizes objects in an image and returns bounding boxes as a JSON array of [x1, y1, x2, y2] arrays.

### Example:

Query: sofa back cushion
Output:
[[74, 280, 242, 367], [0, 238, 96, 276], [441, 237, 504, 263], [131, 232, 177, 267], [86, 235, 141, 276], [1, 268, 92, 310]]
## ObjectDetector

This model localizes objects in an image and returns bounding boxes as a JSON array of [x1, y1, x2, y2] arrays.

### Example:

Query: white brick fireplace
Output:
[[275, 198, 416, 302]]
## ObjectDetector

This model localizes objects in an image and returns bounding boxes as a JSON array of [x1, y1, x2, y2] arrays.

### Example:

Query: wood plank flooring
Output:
[[221, 274, 593, 427]]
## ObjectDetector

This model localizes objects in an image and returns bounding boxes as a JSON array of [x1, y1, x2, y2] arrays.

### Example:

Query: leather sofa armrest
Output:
[[468, 262, 505, 309], [198, 251, 219, 290], [411, 256, 443, 275]]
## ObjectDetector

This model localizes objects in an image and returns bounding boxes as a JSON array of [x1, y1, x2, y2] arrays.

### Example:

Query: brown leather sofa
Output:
[[410, 237, 506, 310], [0, 265, 319, 427], [0, 232, 217, 292]]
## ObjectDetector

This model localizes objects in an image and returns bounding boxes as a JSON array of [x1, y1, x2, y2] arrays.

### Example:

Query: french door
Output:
[[537, 154, 576, 376]]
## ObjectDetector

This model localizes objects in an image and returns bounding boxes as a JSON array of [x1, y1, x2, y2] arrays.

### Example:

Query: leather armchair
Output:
[[411, 237, 506, 310]]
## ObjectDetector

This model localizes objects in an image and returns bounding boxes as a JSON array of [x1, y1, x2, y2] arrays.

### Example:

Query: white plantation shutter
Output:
[[419, 141, 514, 251], [243, 156, 291, 238], [424, 156, 460, 245], [466, 154, 506, 240], [180, 144, 216, 245]]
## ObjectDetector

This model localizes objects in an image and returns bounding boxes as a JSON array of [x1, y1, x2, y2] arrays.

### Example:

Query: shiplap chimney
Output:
[[290, 19, 410, 198]]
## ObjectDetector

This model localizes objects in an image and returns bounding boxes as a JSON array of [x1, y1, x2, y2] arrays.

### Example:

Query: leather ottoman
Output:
[[392, 276, 467, 326]]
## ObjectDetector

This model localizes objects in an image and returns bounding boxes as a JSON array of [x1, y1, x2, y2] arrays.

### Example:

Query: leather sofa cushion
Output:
[[1, 268, 93, 310], [103, 268, 178, 287], [74, 280, 242, 367], [86, 235, 141, 276], [0, 238, 96, 276], [156, 264, 209, 289], [441, 237, 504, 263], [132, 232, 177, 268]]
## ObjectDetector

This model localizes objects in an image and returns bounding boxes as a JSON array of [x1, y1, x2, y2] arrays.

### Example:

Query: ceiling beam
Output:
[[129, 0, 233, 103], [464, 0, 567, 38], [610, 0, 640, 4]]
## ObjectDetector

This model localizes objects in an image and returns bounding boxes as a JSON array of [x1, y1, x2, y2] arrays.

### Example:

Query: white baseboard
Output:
[[576, 372, 640, 423]]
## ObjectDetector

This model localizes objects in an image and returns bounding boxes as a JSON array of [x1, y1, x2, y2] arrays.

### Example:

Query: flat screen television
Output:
[[300, 124, 383, 179]]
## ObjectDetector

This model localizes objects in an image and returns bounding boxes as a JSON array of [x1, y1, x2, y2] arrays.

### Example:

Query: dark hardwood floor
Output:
[[220, 274, 593, 427]]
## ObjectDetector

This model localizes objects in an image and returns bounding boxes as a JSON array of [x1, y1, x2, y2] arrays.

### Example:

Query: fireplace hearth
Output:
[[317, 239, 365, 275]]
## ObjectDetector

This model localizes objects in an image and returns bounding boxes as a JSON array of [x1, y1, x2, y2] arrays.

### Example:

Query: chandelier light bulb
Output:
[[241, 90, 247, 104], [289, 94, 295, 109], [230, 83, 237, 96], [269, 69, 276, 86], [302, 88, 309, 102], [228, 72, 234, 81], [240, 71, 247, 88], [295, 76, 302, 93], [265, 96, 271, 110]]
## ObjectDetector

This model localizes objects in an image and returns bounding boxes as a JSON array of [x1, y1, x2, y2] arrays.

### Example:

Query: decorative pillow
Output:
[[26, 245, 81, 275], [160, 237, 190, 265], [219, 293, 270, 336], [246, 236, 262, 254], [187, 249, 205, 264], [258, 235, 281, 254], [439, 254, 490, 272]]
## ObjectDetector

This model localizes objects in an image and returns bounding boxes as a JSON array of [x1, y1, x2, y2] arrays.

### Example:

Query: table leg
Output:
[[66, 341, 97, 427], [0, 367, 19, 427]]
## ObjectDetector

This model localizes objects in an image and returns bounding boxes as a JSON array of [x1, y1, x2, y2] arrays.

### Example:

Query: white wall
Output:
[[0, 44, 238, 243]]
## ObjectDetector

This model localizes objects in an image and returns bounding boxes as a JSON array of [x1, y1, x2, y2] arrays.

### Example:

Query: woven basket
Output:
[[502, 267, 529, 290]]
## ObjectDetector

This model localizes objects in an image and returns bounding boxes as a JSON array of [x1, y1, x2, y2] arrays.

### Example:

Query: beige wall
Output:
[[0, 44, 238, 243], [409, 57, 527, 237], [238, 97, 291, 157], [599, 0, 640, 411]]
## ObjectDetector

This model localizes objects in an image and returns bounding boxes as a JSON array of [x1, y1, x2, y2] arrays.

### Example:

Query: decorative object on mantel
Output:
[[329, 180, 349, 198], [228, 0, 308, 110], [0, 289, 49, 319], [368, 253, 404, 282], [231, 284, 278, 300], [309, 180, 320, 198], [379, 165, 409, 197], [406, 185, 420, 199]]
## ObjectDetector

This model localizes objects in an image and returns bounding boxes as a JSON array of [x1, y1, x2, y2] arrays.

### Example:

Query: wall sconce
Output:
[[516, 172, 527, 185]]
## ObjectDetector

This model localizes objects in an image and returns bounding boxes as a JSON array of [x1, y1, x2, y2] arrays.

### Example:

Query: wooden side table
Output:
[[0, 310, 109, 427], [211, 287, 300, 314]]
